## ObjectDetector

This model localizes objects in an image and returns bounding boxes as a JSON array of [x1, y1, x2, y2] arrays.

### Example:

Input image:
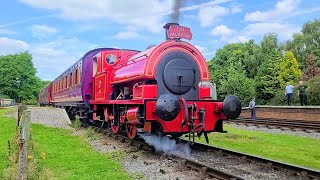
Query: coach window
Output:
[[78, 68, 81, 84], [105, 54, 116, 65]]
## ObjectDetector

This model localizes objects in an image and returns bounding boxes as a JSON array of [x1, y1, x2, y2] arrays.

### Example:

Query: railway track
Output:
[[226, 118, 320, 133], [90, 125, 320, 180], [185, 140, 320, 180], [93, 126, 242, 180]]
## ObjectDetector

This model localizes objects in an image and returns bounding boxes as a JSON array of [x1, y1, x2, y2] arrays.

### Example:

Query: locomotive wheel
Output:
[[126, 124, 138, 139], [111, 120, 120, 134]]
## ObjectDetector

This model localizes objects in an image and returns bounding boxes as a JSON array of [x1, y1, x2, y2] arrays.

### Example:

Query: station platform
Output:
[[240, 106, 320, 121], [242, 105, 320, 109]]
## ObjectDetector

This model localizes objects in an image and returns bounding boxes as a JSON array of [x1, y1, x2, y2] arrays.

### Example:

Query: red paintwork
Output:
[[87, 39, 226, 136], [90, 99, 144, 105], [167, 25, 192, 40], [111, 41, 209, 84], [127, 106, 141, 125], [133, 84, 157, 99], [199, 87, 211, 99], [145, 100, 225, 133], [126, 124, 138, 139]]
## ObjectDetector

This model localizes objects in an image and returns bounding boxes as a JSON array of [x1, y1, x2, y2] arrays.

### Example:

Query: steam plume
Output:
[[170, 0, 182, 23], [142, 135, 191, 158]]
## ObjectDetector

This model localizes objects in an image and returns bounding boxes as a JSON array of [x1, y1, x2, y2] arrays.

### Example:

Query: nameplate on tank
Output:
[[167, 25, 192, 40]]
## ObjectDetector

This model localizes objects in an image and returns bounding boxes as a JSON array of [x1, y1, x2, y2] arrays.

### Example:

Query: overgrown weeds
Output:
[[108, 150, 126, 161], [71, 116, 82, 130], [4, 126, 53, 179], [130, 172, 145, 179], [85, 127, 95, 139]]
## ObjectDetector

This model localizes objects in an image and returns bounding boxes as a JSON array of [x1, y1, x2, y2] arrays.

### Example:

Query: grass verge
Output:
[[0, 109, 130, 180], [195, 124, 320, 170], [0, 108, 16, 179]]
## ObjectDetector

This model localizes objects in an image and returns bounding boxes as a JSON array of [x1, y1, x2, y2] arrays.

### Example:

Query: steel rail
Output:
[[226, 118, 320, 132], [92, 126, 243, 180], [180, 140, 320, 180]]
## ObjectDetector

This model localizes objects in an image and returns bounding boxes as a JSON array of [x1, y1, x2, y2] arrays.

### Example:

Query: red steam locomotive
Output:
[[39, 23, 241, 142]]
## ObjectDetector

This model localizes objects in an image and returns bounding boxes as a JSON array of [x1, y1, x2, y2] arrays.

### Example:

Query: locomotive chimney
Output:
[[163, 22, 179, 40]]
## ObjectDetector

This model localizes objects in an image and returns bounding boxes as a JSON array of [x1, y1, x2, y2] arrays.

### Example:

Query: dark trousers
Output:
[[286, 93, 293, 106], [299, 94, 307, 106], [250, 109, 256, 120]]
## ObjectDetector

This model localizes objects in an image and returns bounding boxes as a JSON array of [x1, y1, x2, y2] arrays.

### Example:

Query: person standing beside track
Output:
[[285, 82, 294, 106], [297, 80, 308, 106], [249, 97, 256, 120]]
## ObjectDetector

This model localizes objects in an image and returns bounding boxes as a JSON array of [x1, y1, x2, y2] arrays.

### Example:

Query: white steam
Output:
[[141, 135, 191, 158]]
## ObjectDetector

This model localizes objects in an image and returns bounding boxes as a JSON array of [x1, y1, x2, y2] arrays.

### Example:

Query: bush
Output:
[[267, 89, 299, 106], [268, 76, 320, 105], [23, 99, 39, 106], [306, 76, 320, 105]]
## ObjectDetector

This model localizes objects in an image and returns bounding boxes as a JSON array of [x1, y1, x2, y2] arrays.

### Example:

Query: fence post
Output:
[[17, 104, 27, 127], [17, 110, 30, 180]]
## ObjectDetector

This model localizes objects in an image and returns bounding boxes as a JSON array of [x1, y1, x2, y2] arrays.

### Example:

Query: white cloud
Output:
[[0, 36, 100, 80], [31, 37, 99, 80], [203, 51, 216, 57], [244, 0, 300, 22], [211, 25, 235, 38], [114, 31, 140, 40], [194, 45, 207, 53], [20, 0, 230, 32], [0, 37, 30, 55], [0, 29, 16, 35], [243, 22, 300, 39], [209, 25, 250, 43], [228, 35, 250, 43], [198, 6, 229, 27], [30, 25, 59, 38], [178, 0, 231, 12], [20, 0, 173, 33]]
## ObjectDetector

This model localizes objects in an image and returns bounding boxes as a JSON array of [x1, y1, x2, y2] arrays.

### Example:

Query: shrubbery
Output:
[[306, 76, 320, 105], [23, 99, 39, 106], [268, 76, 320, 106]]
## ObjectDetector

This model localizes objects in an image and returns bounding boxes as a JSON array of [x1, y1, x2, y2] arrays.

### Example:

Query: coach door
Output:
[[93, 53, 106, 100]]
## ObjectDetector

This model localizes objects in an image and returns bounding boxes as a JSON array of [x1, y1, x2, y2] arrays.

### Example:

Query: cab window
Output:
[[105, 54, 117, 65]]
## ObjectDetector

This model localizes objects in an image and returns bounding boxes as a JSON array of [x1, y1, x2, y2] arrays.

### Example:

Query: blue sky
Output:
[[0, 0, 319, 80]]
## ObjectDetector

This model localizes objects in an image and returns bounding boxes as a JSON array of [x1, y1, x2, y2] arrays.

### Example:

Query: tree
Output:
[[285, 19, 320, 67], [306, 76, 320, 105], [277, 51, 302, 88], [242, 40, 261, 78], [303, 54, 320, 80], [302, 19, 320, 61], [255, 50, 282, 103], [260, 33, 279, 55], [219, 62, 256, 104], [253, 34, 282, 104], [208, 43, 246, 96], [0, 52, 42, 102]]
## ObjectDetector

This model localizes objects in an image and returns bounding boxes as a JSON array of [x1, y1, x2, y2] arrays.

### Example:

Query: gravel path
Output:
[[5, 107, 71, 129], [190, 148, 301, 180], [88, 132, 215, 180], [227, 123, 320, 139]]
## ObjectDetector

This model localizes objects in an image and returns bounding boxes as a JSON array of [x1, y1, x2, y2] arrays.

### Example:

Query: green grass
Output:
[[196, 124, 320, 170], [0, 109, 17, 179], [0, 109, 131, 180]]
